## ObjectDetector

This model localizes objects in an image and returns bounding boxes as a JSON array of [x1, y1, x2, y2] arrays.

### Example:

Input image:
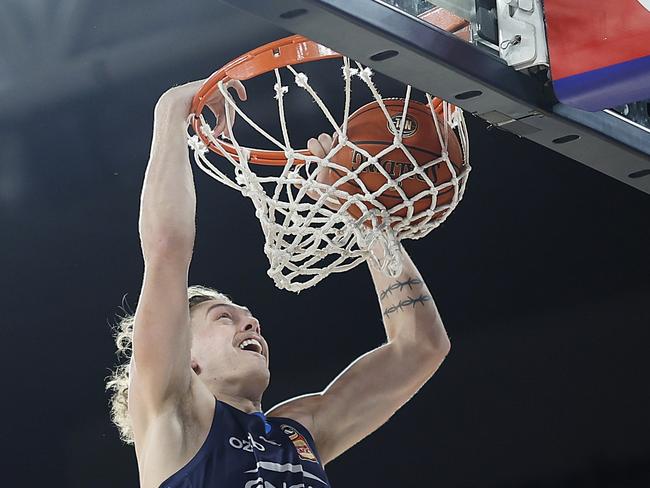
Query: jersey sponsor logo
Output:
[[229, 433, 283, 452], [281, 424, 318, 463], [229, 434, 266, 452]]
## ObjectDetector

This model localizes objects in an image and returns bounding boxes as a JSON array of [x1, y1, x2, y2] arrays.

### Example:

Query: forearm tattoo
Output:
[[379, 277, 422, 301], [379, 277, 432, 318], [383, 294, 432, 317]]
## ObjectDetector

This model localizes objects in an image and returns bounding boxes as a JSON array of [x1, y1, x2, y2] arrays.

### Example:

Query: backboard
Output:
[[220, 0, 650, 194]]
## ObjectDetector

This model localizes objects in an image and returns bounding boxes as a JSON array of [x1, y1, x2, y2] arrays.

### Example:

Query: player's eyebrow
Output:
[[204, 302, 251, 318]]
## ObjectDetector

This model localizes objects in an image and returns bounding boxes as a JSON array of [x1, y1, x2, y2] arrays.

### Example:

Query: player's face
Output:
[[190, 299, 270, 385]]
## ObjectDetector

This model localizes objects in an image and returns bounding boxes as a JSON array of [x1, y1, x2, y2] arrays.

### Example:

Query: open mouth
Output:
[[238, 338, 264, 357]]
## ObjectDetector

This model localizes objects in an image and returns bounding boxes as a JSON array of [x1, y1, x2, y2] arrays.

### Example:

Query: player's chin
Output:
[[238, 348, 268, 364], [246, 355, 271, 378]]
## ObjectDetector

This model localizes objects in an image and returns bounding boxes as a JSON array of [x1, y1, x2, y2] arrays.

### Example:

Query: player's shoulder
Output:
[[132, 375, 215, 488], [266, 393, 322, 437], [131, 371, 214, 448]]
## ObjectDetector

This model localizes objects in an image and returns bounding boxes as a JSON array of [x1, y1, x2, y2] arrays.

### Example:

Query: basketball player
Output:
[[107, 79, 451, 488]]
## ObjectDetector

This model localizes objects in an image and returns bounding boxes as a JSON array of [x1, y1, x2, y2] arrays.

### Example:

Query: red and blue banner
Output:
[[545, 0, 650, 111]]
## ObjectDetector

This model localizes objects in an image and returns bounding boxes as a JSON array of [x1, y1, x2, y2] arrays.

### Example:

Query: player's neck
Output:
[[215, 391, 263, 414]]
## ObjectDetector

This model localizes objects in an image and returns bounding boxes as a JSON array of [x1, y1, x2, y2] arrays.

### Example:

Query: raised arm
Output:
[[267, 136, 451, 464], [129, 85, 199, 419], [129, 80, 246, 417], [329, 249, 450, 459], [126, 82, 248, 488], [268, 246, 451, 465]]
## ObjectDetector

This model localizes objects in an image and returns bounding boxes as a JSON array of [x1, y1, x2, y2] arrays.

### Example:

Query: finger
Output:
[[227, 79, 247, 101], [307, 137, 326, 158], [204, 98, 224, 123], [224, 103, 236, 138], [213, 109, 226, 137], [317, 133, 333, 153]]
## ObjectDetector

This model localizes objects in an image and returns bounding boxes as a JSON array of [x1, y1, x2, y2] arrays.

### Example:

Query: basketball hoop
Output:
[[187, 35, 471, 292]]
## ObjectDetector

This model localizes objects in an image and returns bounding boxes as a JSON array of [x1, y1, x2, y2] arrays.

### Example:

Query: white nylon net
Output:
[[188, 58, 470, 292]]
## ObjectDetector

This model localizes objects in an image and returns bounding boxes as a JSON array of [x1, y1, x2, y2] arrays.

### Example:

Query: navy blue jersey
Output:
[[159, 399, 331, 488]]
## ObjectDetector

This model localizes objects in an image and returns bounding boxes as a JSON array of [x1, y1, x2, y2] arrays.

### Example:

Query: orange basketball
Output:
[[320, 98, 465, 222]]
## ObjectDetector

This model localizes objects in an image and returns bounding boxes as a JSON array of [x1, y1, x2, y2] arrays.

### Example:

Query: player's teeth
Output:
[[238, 339, 261, 351]]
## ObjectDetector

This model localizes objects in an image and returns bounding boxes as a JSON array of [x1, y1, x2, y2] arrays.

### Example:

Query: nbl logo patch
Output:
[[388, 113, 418, 137], [281, 424, 318, 463]]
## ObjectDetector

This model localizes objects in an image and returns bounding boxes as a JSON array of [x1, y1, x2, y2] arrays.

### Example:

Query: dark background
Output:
[[1, 1, 648, 486]]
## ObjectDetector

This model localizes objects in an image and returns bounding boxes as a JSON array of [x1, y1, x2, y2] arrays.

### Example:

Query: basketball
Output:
[[319, 98, 465, 222]]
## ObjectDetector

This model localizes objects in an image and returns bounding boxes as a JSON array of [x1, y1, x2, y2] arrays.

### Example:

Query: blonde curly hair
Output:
[[106, 285, 229, 444]]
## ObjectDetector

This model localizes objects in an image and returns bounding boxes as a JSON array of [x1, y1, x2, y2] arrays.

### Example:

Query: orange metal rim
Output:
[[190, 35, 341, 166], [189, 34, 455, 166]]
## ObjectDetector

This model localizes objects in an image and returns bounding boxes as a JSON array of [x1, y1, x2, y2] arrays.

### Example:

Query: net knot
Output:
[[357, 67, 374, 83], [273, 82, 289, 100], [290, 213, 305, 226], [199, 123, 213, 138], [342, 64, 358, 78], [294, 72, 309, 88], [239, 147, 252, 163], [234, 169, 248, 187], [187, 134, 208, 154]]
